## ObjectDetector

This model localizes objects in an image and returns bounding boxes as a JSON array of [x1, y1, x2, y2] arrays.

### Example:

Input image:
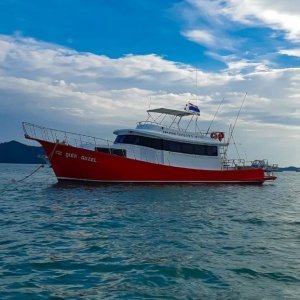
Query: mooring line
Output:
[[1, 141, 59, 193], [16, 164, 45, 183], [1, 164, 45, 193]]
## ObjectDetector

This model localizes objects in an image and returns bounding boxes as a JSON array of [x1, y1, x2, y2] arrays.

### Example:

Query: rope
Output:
[[2, 141, 59, 193], [1, 142, 59, 193], [16, 164, 45, 183], [48, 141, 59, 161], [1, 164, 45, 193]]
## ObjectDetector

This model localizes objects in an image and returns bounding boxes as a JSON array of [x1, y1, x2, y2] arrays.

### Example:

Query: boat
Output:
[[22, 103, 277, 184]]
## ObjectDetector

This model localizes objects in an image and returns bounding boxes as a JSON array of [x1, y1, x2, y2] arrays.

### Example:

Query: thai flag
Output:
[[187, 102, 200, 114]]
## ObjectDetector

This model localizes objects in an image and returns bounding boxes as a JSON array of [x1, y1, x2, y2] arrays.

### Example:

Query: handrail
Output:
[[22, 122, 114, 150], [222, 158, 277, 174], [137, 121, 222, 137]]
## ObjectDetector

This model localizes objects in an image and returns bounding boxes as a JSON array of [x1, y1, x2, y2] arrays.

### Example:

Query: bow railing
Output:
[[22, 122, 114, 150]]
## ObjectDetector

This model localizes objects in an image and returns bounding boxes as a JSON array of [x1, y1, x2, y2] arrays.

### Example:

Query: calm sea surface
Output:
[[0, 164, 300, 299]]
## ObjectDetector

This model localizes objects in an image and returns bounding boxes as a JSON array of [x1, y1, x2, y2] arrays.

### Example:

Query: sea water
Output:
[[0, 164, 300, 299]]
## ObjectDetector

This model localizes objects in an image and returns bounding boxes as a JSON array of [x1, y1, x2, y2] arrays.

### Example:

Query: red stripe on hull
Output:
[[38, 140, 275, 183]]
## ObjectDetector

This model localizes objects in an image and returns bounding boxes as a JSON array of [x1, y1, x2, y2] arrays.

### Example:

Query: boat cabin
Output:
[[112, 107, 228, 170]]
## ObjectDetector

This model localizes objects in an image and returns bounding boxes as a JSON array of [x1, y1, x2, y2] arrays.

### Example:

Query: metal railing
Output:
[[138, 121, 213, 135], [222, 159, 246, 169], [222, 158, 278, 174], [22, 122, 114, 150], [250, 159, 278, 176]]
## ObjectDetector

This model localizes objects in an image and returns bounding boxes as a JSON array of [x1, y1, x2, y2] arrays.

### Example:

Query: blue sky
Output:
[[0, 0, 300, 165], [4, 0, 298, 69], [0, 0, 225, 68]]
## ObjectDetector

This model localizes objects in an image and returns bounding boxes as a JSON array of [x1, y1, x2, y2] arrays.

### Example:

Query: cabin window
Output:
[[194, 144, 206, 155], [207, 146, 218, 156], [114, 135, 126, 143], [95, 147, 126, 157], [181, 142, 194, 154], [114, 134, 218, 156], [123, 135, 140, 144], [164, 140, 181, 152], [139, 136, 161, 150]]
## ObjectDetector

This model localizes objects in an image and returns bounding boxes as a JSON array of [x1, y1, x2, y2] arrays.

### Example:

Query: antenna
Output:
[[231, 135, 241, 160], [195, 68, 198, 106], [228, 93, 247, 143], [224, 93, 247, 156], [206, 96, 224, 134]]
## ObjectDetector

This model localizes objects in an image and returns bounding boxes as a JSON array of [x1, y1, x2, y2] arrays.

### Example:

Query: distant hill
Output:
[[0, 141, 45, 164], [278, 166, 300, 172]]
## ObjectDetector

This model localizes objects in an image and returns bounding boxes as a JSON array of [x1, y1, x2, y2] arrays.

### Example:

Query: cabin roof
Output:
[[147, 108, 193, 117]]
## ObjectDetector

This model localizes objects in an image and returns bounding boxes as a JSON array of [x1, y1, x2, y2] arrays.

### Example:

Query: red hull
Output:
[[38, 140, 276, 184]]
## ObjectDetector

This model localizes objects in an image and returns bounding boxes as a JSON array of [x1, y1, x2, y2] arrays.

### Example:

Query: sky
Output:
[[0, 0, 299, 166]]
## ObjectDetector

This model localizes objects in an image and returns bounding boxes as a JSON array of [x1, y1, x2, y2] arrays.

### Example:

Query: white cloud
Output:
[[0, 34, 300, 165], [225, 59, 270, 74], [279, 49, 300, 57], [225, 0, 300, 42], [186, 0, 300, 43], [182, 29, 216, 46], [181, 28, 234, 50]]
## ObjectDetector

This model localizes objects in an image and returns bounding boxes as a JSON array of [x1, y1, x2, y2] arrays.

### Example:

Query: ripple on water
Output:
[[0, 166, 300, 299]]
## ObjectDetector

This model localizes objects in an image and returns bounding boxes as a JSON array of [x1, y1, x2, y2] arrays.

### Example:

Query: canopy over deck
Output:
[[147, 108, 194, 117]]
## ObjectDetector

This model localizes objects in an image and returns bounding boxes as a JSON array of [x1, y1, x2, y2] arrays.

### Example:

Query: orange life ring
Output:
[[210, 132, 218, 139], [218, 132, 224, 141]]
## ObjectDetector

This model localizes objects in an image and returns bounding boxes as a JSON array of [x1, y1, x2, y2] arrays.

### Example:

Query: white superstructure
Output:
[[112, 107, 228, 170]]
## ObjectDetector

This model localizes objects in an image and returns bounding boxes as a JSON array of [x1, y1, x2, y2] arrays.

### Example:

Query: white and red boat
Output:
[[22, 104, 277, 184]]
